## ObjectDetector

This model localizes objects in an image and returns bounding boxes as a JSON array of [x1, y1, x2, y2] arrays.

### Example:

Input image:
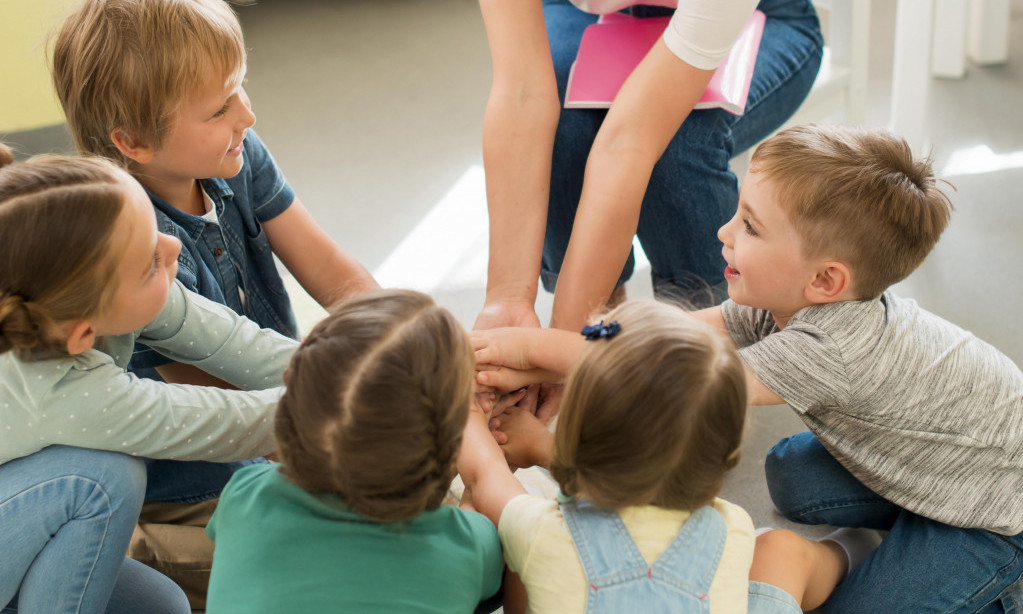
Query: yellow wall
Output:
[[0, 0, 77, 133]]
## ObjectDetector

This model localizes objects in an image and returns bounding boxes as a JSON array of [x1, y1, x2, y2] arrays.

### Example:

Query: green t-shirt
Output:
[[206, 463, 502, 613]]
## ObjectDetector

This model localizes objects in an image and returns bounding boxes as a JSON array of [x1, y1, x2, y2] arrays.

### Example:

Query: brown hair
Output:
[[0, 143, 128, 358], [274, 289, 474, 523], [51, 0, 246, 166], [550, 301, 747, 511], [750, 124, 954, 299]]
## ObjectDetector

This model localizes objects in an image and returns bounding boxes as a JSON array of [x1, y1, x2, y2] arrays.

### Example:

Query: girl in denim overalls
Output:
[[461, 301, 856, 612]]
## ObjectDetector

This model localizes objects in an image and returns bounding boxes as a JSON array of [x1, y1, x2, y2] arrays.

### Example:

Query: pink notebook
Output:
[[565, 10, 765, 115]]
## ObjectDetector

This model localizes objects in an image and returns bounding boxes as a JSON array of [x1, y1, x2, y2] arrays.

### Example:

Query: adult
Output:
[[475, 0, 824, 333]]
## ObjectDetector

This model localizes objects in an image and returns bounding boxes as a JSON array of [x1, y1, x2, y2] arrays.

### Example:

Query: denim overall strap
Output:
[[648, 506, 728, 592], [560, 500, 726, 613]]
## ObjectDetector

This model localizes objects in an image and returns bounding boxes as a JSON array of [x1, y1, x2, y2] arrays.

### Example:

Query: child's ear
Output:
[[805, 261, 852, 304], [64, 320, 97, 355], [110, 128, 155, 164]]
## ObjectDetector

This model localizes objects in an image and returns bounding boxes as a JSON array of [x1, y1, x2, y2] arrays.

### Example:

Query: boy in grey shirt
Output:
[[698, 124, 1023, 612]]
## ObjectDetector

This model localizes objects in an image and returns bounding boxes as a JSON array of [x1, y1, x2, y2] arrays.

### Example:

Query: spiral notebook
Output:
[[564, 10, 765, 115]]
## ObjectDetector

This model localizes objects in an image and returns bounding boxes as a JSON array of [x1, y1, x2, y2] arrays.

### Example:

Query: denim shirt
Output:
[[130, 130, 299, 374]]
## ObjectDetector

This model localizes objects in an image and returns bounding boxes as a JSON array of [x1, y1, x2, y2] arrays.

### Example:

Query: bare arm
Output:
[[458, 408, 528, 527], [692, 307, 785, 405], [745, 367, 785, 406], [691, 306, 785, 405], [691, 305, 732, 340], [474, 0, 562, 331], [472, 327, 583, 390], [550, 41, 715, 331], [263, 197, 378, 309]]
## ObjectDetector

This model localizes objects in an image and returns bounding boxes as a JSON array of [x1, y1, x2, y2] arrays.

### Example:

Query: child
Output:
[[463, 301, 859, 613], [51, 0, 378, 384], [205, 289, 503, 613], [51, 0, 377, 598], [693, 123, 1023, 611], [0, 145, 297, 612]]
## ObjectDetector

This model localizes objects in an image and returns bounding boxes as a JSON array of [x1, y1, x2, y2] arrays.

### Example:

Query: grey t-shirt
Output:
[[722, 292, 1023, 535]]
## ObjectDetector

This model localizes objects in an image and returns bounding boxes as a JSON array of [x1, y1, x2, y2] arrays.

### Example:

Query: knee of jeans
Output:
[[764, 438, 807, 520], [76, 451, 148, 510]]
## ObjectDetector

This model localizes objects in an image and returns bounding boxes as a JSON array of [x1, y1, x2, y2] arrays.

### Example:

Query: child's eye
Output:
[[149, 252, 162, 276], [743, 219, 758, 237], [212, 102, 230, 118]]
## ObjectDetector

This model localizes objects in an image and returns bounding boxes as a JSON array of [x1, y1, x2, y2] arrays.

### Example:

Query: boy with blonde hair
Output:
[[697, 124, 1023, 611], [50, 0, 376, 606]]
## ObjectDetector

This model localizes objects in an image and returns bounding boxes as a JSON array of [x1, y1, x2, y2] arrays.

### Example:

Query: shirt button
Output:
[[214, 247, 224, 257]]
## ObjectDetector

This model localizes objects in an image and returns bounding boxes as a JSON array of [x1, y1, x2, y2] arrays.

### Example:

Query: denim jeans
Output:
[[766, 432, 1023, 613], [0, 446, 190, 614], [540, 0, 824, 307], [144, 457, 268, 503]]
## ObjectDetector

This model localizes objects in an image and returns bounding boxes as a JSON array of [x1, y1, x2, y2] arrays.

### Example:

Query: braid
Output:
[[0, 292, 61, 356], [275, 290, 473, 523]]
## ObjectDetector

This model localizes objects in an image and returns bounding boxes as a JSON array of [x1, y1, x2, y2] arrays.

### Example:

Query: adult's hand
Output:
[[473, 299, 541, 332]]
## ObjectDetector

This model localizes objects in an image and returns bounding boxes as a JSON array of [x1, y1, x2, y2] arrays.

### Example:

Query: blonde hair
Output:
[[274, 290, 473, 523], [0, 143, 127, 358], [52, 0, 246, 166], [751, 124, 954, 299], [551, 301, 747, 511]]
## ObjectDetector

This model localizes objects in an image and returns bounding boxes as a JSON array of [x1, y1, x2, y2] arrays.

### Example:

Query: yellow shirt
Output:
[[498, 495, 755, 614]]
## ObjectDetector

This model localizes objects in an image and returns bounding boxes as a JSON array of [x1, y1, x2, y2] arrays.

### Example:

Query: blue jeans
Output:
[[540, 0, 823, 307], [1, 446, 190, 614], [767, 432, 1023, 613], [144, 457, 268, 503]]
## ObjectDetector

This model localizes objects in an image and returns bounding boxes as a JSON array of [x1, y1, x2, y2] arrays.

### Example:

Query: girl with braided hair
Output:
[[0, 143, 297, 613], [205, 289, 503, 613]]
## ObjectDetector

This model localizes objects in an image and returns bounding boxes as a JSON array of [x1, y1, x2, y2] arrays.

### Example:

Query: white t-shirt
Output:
[[569, 0, 760, 70]]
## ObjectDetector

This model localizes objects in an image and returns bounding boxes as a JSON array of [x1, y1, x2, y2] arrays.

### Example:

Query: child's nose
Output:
[[164, 234, 182, 262], [237, 90, 256, 129], [717, 220, 730, 245]]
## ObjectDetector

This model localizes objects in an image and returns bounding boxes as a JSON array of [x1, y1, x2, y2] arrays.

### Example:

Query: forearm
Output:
[[550, 41, 713, 331], [550, 146, 652, 331], [294, 245, 379, 308], [458, 414, 528, 526], [482, 98, 559, 305], [691, 306, 734, 342], [479, 0, 561, 306], [525, 328, 584, 377]]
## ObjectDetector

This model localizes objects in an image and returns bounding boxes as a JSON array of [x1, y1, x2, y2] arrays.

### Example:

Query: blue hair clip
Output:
[[581, 320, 621, 341]]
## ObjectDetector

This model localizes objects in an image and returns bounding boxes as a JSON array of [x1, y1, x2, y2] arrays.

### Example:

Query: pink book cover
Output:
[[565, 10, 765, 115]]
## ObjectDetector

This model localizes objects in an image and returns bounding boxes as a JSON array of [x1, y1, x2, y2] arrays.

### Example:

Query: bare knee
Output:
[[750, 530, 816, 604]]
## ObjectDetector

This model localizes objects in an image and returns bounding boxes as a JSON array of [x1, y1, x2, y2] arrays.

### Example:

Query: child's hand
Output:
[[493, 407, 554, 470], [476, 364, 560, 392], [472, 327, 536, 371], [535, 383, 564, 425], [490, 386, 531, 419]]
